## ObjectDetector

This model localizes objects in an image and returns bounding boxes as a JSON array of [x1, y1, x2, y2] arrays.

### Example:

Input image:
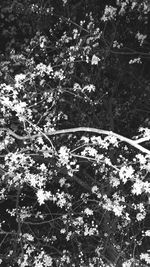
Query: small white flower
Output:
[[36, 189, 51, 205], [1, 96, 12, 107], [84, 208, 93, 216], [23, 233, 34, 241], [129, 57, 142, 64], [104, 157, 111, 165], [39, 36, 47, 48], [91, 55, 100, 65], [14, 102, 27, 114], [136, 212, 146, 221], [132, 179, 143, 195], [47, 64, 53, 74], [73, 83, 82, 91], [122, 259, 134, 267], [119, 165, 134, 183], [81, 136, 90, 143], [136, 154, 147, 165], [110, 177, 120, 187], [82, 84, 96, 93], [58, 146, 70, 166], [60, 228, 66, 234], [113, 204, 124, 216], [73, 29, 78, 39], [39, 163, 47, 172], [136, 32, 147, 46], [101, 5, 117, 22], [113, 40, 123, 48], [140, 253, 150, 264], [66, 231, 72, 241], [59, 178, 66, 187], [54, 69, 65, 80], [36, 189, 46, 205], [143, 181, 150, 193], [91, 185, 99, 193], [15, 74, 26, 87], [37, 137, 44, 145], [145, 230, 150, 237]]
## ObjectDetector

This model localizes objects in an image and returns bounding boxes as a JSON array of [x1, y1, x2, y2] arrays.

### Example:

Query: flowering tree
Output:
[[0, 0, 150, 266]]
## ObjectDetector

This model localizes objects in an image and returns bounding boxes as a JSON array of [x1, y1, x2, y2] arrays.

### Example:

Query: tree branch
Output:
[[134, 136, 150, 144], [1, 127, 150, 155]]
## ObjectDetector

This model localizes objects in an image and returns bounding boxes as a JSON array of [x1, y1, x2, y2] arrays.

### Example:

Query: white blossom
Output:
[[101, 5, 117, 21], [140, 253, 150, 264], [119, 165, 134, 183], [132, 179, 143, 195], [84, 208, 93, 216], [82, 84, 96, 93], [15, 73, 26, 88], [91, 185, 99, 193], [136, 32, 147, 46], [145, 230, 150, 237], [113, 204, 124, 216], [36, 189, 51, 205], [129, 57, 142, 64], [91, 55, 100, 65], [136, 212, 146, 221]]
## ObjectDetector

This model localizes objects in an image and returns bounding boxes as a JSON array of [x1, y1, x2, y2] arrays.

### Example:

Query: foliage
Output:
[[0, 0, 150, 266]]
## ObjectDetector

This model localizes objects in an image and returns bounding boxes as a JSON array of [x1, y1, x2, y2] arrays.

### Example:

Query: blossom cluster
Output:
[[0, 1, 150, 266]]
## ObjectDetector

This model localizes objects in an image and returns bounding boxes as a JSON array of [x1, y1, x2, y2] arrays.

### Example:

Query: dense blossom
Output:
[[0, 0, 150, 266]]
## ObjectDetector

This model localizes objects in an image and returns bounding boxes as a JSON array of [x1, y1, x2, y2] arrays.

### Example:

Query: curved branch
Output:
[[1, 127, 150, 155]]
